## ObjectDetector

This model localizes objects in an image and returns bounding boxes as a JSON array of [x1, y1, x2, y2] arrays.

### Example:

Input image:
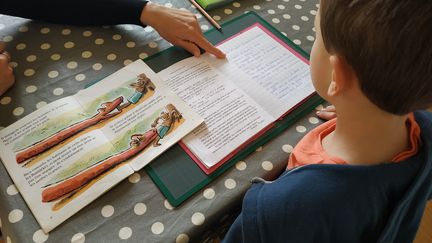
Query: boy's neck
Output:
[[322, 104, 410, 165]]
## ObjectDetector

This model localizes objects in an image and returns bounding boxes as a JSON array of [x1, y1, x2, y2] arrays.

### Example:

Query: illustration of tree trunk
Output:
[[41, 129, 158, 202], [16, 97, 124, 164]]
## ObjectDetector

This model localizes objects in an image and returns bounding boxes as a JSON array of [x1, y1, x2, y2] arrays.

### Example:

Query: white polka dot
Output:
[[253, 5, 261, 10], [309, 117, 319, 124], [48, 71, 59, 78], [296, 125, 307, 133], [293, 39, 302, 45], [112, 34, 122, 40], [24, 69, 35, 76], [3, 36, 13, 42], [95, 38, 104, 45], [149, 42, 158, 48], [75, 74, 86, 82], [118, 227, 132, 240], [26, 55, 37, 62], [295, 4, 302, 9], [262, 161, 274, 171], [283, 14, 291, 19], [310, 10, 317, 15], [224, 178, 236, 189], [224, 9, 233, 14], [139, 52, 148, 59], [92, 63, 103, 70], [195, 13, 202, 19], [292, 25, 300, 31], [1, 96, 12, 105], [164, 2, 173, 8], [53, 88, 64, 96], [64, 41, 75, 48], [268, 9, 275, 14], [278, 4, 286, 9], [164, 200, 174, 210], [272, 18, 280, 24], [13, 107, 24, 116], [191, 212, 205, 226], [176, 234, 189, 243], [8, 209, 23, 223], [70, 233, 85, 243], [61, 29, 71, 35], [81, 51, 92, 58], [40, 27, 50, 34], [301, 16, 309, 21], [128, 173, 141, 183], [26, 85, 37, 93], [107, 53, 117, 61], [151, 222, 164, 235], [40, 43, 51, 50], [235, 161, 247, 171], [82, 31, 92, 37], [256, 146, 263, 151], [282, 144, 294, 153], [123, 59, 133, 66], [67, 61, 78, 69], [36, 101, 47, 109], [19, 26, 29, 32], [7, 184, 18, 195], [126, 41, 136, 48], [307, 35, 315, 41], [203, 188, 215, 199], [51, 54, 61, 61], [134, 203, 147, 215], [9, 62, 18, 68], [101, 205, 114, 218], [32, 229, 49, 243], [213, 15, 221, 21], [16, 43, 26, 50], [201, 25, 209, 31]]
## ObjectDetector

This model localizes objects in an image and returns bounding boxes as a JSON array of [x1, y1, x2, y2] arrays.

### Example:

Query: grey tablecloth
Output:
[[0, 0, 322, 242]]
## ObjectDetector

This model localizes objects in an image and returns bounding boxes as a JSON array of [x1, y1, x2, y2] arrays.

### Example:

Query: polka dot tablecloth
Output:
[[0, 0, 321, 242]]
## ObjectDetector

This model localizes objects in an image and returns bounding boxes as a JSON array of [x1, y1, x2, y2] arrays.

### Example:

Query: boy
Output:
[[223, 0, 432, 242]]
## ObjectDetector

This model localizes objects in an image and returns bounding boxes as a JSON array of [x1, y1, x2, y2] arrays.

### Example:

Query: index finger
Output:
[[192, 34, 226, 59]]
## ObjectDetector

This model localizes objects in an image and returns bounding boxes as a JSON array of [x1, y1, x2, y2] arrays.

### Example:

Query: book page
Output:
[[74, 60, 204, 171], [209, 23, 314, 119], [0, 99, 134, 232], [158, 58, 274, 168]]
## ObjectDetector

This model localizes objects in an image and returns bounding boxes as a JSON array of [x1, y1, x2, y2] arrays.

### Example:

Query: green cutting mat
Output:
[[143, 11, 323, 206]]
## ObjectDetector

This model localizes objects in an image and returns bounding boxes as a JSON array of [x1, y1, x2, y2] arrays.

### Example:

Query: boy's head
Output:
[[311, 0, 432, 115]]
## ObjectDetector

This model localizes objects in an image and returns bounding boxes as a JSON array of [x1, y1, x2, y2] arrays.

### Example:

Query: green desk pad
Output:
[[143, 11, 323, 206]]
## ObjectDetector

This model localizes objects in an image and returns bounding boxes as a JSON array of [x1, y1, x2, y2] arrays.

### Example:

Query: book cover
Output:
[[196, 0, 234, 10]]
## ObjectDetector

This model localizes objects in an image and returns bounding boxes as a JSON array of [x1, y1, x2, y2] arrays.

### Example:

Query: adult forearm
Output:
[[0, 0, 148, 26]]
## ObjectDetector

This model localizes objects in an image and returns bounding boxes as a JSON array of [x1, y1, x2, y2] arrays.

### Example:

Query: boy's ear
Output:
[[327, 55, 355, 97]]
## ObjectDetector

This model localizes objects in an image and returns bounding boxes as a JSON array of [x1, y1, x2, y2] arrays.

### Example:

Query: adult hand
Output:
[[0, 42, 15, 96], [140, 3, 225, 59], [316, 105, 337, 120]]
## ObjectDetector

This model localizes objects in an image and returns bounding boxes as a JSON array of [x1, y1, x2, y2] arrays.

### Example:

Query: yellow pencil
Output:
[[189, 0, 222, 31]]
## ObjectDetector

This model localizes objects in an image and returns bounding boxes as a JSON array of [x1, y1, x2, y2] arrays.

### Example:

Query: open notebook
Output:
[[158, 23, 315, 174]]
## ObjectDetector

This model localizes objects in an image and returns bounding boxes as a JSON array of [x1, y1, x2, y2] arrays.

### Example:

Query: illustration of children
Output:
[[117, 73, 155, 110], [151, 110, 173, 147]]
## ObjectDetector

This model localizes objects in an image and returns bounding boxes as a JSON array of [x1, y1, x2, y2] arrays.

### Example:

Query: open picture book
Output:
[[0, 60, 203, 233]]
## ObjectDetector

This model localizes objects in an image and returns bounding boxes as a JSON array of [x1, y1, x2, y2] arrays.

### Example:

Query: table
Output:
[[0, 0, 322, 242]]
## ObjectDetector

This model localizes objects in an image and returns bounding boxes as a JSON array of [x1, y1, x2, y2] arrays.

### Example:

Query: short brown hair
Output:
[[320, 0, 432, 115]]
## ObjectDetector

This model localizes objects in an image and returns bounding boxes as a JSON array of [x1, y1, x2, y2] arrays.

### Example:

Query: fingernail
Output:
[[316, 111, 321, 115]]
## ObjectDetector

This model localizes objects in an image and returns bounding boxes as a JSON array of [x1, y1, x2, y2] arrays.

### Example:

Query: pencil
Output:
[[189, 0, 222, 31]]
